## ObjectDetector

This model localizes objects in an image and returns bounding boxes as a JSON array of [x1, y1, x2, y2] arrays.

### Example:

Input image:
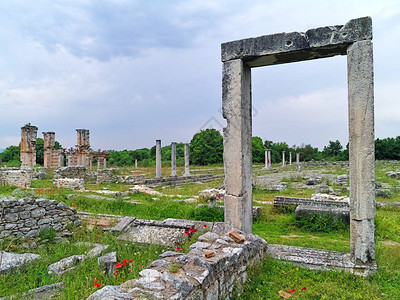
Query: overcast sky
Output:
[[1, 0, 399, 151]]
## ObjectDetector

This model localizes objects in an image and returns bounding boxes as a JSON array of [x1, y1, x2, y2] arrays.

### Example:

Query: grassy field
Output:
[[0, 161, 399, 299]]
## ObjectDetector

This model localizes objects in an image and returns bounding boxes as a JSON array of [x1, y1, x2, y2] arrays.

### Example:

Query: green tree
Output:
[[252, 136, 265, 163], [295, 144, 320, 162], [1, 145, 20, 162], [322, 140, 343, 159], [190, 129, 223, 165], [36, 138, 44, 164]]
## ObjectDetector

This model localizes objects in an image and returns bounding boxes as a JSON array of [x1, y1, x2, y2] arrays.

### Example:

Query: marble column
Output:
[[289, 152, 292, 165], [282, 151, 285, 167], [296, 153, 300, 164], [155, 140, 162, 179], [171, 142, 177, 177], [183, 143, 191, 176]]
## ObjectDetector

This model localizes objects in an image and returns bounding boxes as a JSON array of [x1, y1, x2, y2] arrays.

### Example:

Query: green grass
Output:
[[1, 162, 400, 299], [0, 226, 168, 299]]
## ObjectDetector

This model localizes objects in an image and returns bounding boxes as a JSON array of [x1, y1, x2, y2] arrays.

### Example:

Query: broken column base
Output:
[[267, 244, 377, 277]]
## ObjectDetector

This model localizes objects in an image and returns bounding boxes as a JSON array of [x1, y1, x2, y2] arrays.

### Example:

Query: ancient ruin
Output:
[[89, 151, 109, 169], [20, 125, 38, 168], [43, 132, 64, 168], [222, 16, 375, 268], [74, 129, 90, 168]]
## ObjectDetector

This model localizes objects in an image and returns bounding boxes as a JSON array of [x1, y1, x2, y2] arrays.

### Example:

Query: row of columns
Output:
[[155, 140, 191, 179], [263, 150, 301, 169]]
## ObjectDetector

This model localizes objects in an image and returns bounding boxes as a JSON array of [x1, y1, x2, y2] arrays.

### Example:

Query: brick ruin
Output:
[[43, 132, 64, 168], [19, 126, 108, 169], [20, 125, 38, 168]]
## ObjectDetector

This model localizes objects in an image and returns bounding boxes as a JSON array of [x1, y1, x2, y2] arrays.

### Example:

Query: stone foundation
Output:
[[0, 168, 32, 188], [53, 178, 85, 190], [0, 198, 80, 239], [54, 166, 87, 179], [87, 231, 267, 299]]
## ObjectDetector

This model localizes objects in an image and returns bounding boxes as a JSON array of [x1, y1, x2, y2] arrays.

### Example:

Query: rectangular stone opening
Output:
[[221, 17, 375, 270]]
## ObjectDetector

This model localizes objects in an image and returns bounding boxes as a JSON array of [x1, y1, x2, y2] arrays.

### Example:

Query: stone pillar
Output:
[[289, 152, 292, 165], [296, 153, 300, 164], [76, 129, 90, 168], [135, 159, 138, 168], [222, 59, 252, 234], [20, 125, 38, 168], [262, 149, 271, 171], [155, 140, 162, 179], [183, 143, 190, 176], [104, 158, 107, 168], [43, 132, 55, 168], [97, 159, 100, 169], [282, 151, 285, 167], [170, 142, 177, 177], [268, 150, 272, 169], [347, 40, 375, 264]]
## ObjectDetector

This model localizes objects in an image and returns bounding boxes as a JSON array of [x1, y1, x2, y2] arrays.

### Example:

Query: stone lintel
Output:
[[221, 17, 372, 67]]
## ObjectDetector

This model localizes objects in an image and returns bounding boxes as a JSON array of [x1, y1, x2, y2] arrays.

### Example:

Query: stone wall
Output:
[[54, 166, 87, 179], [0, 168, 32, 188], [87, 231, 267, 299], [0, 198, 80, 239]]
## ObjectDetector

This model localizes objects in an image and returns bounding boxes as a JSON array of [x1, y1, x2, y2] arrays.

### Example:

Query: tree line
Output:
[[1, 129, 399, 166]]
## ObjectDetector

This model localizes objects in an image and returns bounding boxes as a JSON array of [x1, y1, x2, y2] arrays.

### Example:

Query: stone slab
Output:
[[221, 17, 372, 67], [267, 244, 376, 277], [0, 251, 40, 274]]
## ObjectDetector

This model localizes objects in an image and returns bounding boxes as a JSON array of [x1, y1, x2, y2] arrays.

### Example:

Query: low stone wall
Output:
[[87, 231, 267, 299], [296, 205, 350, 224], [0, 168, 32, 188], [144, 174, 224, 187], [53, 178, 85, 190], [0, 198, 81, 239], [274, 196, 349, 208], [96, 169, 119, 184], [54, 166, 87, 179]]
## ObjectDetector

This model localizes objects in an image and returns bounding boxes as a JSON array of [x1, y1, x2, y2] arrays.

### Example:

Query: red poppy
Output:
[[184, 231, 190, 235], [140, 265, 143, 268], [123, 259, 128, 263], [122, 262, 126, 266], [203, 224, 208, 228], [290, 289, 296, 293], [114, 270, 117, 274], [116, 263, 123, 268], [129, 260, 133, 263], [94, 279, 97, 282], [94, 283, 101, 288], [218, 195, 221, 199], [115, 276, 118, 279], [176, 246, 181, 251], [302, 287, 306, 291], [72, 206, 76, 208]]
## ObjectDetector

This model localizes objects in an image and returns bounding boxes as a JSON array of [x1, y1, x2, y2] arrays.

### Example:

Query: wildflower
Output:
[[123, 259, 128, 263], [290, 289, 296, 293], [218, 195, 221, 199], [72, 206, 76, 208], [129, 260, 133, 263], [140, 265, 143, 268], [94, 283, 101, 288], [176, 246, 181, 251], [302, 287, 306, 291], [114, 270, 118, 274], [116, 263, 123, 268], [184, 231, 190, 235], [203, 224, 208, 228], [122, 262, 127, 266], [189, 228, 198, 233], [115, 276, 118, 279], [94, 279, 97, 282], [272, 195, 275, 197]]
